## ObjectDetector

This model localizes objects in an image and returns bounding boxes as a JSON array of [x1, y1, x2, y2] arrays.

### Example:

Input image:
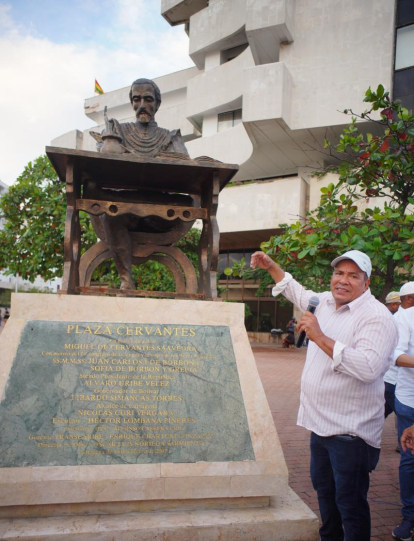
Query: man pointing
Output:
[[251, 249, 398, 541]]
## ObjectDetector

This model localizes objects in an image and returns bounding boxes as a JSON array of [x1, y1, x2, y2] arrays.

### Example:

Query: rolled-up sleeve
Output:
[[272, 273, 293, 297], [272, 273, 316, 312], [332, 316, 398, 383], [333, 341, 346, 364]]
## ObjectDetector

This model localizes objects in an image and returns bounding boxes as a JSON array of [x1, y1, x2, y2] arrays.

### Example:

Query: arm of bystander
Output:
[[401, 425, 414, 454]]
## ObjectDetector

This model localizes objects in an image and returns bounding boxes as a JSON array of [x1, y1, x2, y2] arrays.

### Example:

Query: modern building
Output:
[[52, 0, 413, 332]]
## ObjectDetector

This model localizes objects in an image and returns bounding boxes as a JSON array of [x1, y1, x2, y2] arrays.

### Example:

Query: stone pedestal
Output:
[[0, 293, 318, 540]]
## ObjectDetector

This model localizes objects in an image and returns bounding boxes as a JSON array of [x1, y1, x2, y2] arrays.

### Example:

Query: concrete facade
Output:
[[217, 177, 307, 234], [51, 0, 397, 331], [52, 0, 396, 219]]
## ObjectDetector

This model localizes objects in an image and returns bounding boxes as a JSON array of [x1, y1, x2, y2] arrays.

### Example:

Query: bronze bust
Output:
[[46, 78, 238, 298], [94, 78, 189, 158], [88, 78, 192, 290]]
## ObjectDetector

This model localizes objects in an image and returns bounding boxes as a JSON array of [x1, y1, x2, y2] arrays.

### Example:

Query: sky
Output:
[[0, 0, 194, 186]]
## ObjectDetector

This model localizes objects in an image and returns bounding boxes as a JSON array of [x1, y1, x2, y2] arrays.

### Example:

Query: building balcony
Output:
[[217, 176, 307, 235], [243, 62, 292, 126], [161, 0, 208, 26], [246, 0, 294, 65], [187, 0, 294, 69], [186, 47, 254, 128], [187, 122, 253, 168], [186, 60, 299, 181], [157, 102, 201, 141], [189, 0, 248, 69]]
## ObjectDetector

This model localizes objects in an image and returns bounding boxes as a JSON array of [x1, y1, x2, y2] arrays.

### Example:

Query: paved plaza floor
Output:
[[252, 342, 402, 541]]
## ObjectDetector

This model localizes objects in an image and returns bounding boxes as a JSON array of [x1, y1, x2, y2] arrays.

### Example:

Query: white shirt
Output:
[[273, 273, 398, 448], [383, 363, 398, 385], [393, 306, 414, 409], [383, 309, 403, 385]]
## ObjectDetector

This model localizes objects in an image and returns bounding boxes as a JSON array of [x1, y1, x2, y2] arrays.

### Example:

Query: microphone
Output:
[[295, 296, 320, 348]]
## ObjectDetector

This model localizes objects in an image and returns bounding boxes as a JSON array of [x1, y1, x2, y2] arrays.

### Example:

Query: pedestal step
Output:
[[0, 488, 319, 541]]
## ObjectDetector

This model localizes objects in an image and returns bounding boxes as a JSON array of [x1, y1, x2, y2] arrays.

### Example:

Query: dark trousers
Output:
[[384, 381, 396, 418], [395, 398, 414, 521], [310, 432, 380, 541]]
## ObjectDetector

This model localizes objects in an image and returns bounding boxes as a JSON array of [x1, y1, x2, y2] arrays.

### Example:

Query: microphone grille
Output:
[[309, 296, 320, 308]]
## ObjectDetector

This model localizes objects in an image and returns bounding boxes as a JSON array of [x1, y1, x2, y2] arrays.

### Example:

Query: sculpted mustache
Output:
[[137, 108, 150, 115]]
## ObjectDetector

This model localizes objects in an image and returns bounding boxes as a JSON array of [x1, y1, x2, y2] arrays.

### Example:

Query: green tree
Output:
[[0, 156, 97, 282], [0, 156, 70, 281], [227, 85, 414, 300], [0, 155, 201, 291]]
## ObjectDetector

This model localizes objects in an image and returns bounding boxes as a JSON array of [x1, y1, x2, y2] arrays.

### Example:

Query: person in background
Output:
[[287, 317, 296, 335], [285, 317, 297, 347], [3, 309, 9, 323], [384, 292, 401, 419], [386, 291, 402, 315], [401, 425, 414, 455], [251, 249, 398, 541], [390, 303, 414, 540], [400, 283, 414, 310], [282, 332, 295, 348]]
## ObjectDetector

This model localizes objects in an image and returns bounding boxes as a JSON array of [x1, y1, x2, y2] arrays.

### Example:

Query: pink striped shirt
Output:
[[272, 273, 398, 448]]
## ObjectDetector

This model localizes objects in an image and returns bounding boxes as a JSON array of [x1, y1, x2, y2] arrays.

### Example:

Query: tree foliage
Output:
[[0, 156, 97, 282], [226, 85, 414, 300], [0, 156, 71, 281], [0, 155, 200, 291]]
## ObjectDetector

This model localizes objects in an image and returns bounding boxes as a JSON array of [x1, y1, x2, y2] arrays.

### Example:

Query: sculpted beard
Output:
[[136, 107, 151, 123]]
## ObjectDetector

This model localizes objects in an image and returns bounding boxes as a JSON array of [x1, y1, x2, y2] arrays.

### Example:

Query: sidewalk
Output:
[[252, 343, 401, 541]]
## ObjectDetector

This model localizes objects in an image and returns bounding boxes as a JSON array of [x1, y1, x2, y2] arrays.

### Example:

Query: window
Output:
[[397, 0, 414, 26], [394, 1, 414, 113], [243, 299, 293, 333], [217, 109, 242, 133], [245, 301, 259, 332], [218, 253, 229, 280], [258, 301, 275, 332], [218, 249, 294, 332], [218, 252, 244, 280], [394, 68, 414, 110], [395, 25, 414, 70]]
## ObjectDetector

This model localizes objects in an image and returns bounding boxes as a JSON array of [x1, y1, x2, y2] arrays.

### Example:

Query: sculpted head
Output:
[[129, 78, 161, 124]]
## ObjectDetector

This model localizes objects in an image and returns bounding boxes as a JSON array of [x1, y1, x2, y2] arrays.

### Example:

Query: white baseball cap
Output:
[[400, 282, 414, 296], [331, 250, 372, 278], [385, 291, 401, 304]]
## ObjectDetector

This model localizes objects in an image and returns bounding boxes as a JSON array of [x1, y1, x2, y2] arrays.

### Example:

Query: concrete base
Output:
[[0, 294, 319, 540], [0, 489, 318, 540]]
